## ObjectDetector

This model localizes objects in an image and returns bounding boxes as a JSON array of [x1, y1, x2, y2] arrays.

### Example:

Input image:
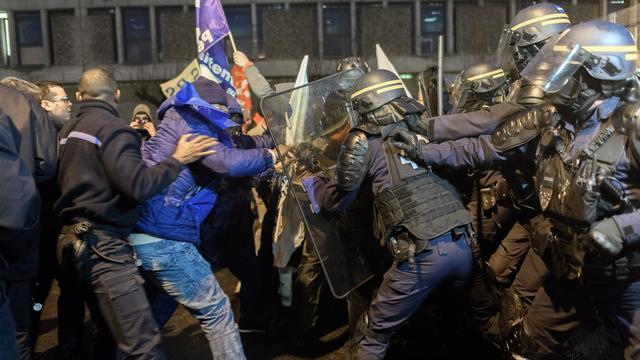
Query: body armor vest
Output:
[[535, 120, 627, 227], [372, 133, 471, 245], [534, 118, 636, 279]]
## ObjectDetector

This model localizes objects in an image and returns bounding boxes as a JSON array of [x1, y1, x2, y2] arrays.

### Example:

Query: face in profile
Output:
[[41, 85, 72, 123]]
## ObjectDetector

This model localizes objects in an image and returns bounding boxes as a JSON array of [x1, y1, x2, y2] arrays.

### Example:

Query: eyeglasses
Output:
[[45, 96, 71, 104]]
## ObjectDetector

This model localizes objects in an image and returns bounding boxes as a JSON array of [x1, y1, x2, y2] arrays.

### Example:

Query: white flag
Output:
[[376, 44, 413, 98], [285, 55, 309, 146]]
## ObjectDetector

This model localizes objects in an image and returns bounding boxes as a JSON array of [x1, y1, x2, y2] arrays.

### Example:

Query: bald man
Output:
[[54, 68, 217, 360]]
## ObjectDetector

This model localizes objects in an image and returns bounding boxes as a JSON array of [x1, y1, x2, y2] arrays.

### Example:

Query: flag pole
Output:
[[228, 31, 238, 53]]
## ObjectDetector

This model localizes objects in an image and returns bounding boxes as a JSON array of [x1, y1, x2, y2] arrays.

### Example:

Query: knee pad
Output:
[[498, 288, 525, 339], [506, 318, 541, 360]]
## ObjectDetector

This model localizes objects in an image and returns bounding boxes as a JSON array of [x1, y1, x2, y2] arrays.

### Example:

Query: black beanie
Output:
[[192, 77, 228, 106]]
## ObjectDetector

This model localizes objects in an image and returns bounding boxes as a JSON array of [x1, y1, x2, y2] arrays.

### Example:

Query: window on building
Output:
[[323, 4, 351, 58], [15, 11, 43, 65], [257, 4, 284, 58], [608, 0, 627, 14], [421, 2, 445, 55], [225, 6, 252, 57], [122, 8, 152, 63], [15, 11, 42, 47]]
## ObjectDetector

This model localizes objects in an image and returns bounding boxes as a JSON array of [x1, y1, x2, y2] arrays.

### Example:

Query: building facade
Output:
[[0, 0, 634, 116]]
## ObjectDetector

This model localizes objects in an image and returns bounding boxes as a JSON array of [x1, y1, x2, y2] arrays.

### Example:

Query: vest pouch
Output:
[[538, 156, 599, 224], [548, 233, 585, 280], [373, 189, 404, 246]]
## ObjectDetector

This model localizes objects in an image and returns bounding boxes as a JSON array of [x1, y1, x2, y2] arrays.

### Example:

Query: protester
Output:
[[130, 77, 278, 358], [54, 67, 217, 360], [129, 103, 157, 142]]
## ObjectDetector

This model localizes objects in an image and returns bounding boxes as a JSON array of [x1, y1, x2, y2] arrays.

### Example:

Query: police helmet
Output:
[[522, 20, 638, 93], [349, 69, 406, 115], [336, 57, 371, 73], [497, 3, 571, 72], [556, 20, 636, 81], [450, 63, 509, 112], [510, 3, 570, 48], [462, 62, 507, 94]]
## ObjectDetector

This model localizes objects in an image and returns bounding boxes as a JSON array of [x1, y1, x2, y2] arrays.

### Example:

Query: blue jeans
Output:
[[357, 232, 473, 359], [132, 239, 245, 360]]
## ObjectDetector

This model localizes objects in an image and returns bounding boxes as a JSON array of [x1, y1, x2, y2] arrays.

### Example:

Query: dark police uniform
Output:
[[306, 70, 473, 358]]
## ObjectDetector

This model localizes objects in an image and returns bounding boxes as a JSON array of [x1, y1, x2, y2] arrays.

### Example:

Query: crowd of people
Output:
[[1, 2, 640, 360]]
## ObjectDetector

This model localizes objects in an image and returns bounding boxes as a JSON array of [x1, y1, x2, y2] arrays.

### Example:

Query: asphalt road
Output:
[[32, 269, 353, 360], [32, 268, 625, 360]]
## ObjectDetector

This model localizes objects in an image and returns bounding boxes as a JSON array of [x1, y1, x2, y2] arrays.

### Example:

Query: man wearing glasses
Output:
[[38, 82, 72, 129], [30, 81, 83, 359]]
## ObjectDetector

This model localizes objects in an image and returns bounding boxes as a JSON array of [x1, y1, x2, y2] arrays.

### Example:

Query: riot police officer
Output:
[[414, 2, 571, 143], [306, 69, 474, 359], [449, 62, 511, 114], [392, 20, 640, 359], [449, 63, 533, 350]]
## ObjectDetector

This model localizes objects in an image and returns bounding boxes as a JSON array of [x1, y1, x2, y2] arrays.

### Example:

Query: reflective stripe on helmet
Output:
[[466, 69, 505, 82], [540, 18, 571, 27], [350, 79, 403, 99], [553, 45, 637, 53], [376, 84, 406, 95], [511, 13, 569, 31]]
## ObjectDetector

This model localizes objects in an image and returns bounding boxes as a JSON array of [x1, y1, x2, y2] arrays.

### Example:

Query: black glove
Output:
[[295, 142, 321, 172], [230, 134, 255, 149], [389, 128, 422, 161], [584, 218, 625, 259]]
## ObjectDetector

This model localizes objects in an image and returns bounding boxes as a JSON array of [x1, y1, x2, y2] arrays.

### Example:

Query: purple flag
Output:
[[196, 0, 236, 97], [196, 0, 229, 53]]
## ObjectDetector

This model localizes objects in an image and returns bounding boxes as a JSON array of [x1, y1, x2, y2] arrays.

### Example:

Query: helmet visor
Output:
[[496, 26, 519, 75], [521, 37, 592, 93], [449, 75, 472, 114]]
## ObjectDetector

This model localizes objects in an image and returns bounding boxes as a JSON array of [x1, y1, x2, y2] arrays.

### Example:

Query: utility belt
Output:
[[387, 225, 469, 266]]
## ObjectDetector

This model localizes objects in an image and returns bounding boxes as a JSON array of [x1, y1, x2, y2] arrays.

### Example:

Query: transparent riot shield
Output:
[[261, 69, 378, 298]]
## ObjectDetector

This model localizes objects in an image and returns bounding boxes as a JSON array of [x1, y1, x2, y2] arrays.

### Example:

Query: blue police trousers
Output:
[[357, 231, 473, 359]]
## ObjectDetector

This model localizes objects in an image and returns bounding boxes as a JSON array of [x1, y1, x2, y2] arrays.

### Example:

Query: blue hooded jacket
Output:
[[134, 83, 275, 244]]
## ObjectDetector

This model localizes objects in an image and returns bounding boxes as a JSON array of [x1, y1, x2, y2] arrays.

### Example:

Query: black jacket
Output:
[[0, 84, 58, 183], [55, 100, 182, 235], [0, 111, 41, 283]]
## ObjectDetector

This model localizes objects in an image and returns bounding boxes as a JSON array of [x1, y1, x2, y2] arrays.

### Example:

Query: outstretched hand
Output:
[[172, 134, 218, 164]]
